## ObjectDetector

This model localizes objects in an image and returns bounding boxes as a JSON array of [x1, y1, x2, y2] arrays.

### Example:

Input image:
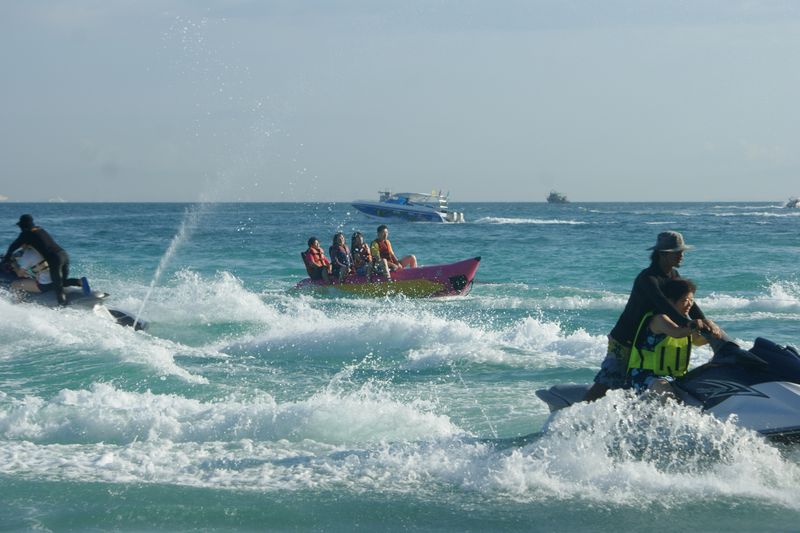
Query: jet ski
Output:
[[0, 261, 146, 330], [536, 334, 800, 443]]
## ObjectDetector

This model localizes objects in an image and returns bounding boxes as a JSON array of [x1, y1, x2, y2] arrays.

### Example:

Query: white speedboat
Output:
[[352, 191, 465, 223]]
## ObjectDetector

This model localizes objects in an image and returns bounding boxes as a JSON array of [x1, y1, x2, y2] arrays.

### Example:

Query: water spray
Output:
[[133, 203, 210, 329]]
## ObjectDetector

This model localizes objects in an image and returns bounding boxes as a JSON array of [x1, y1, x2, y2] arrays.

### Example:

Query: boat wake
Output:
[[475, 217, 586, 225]]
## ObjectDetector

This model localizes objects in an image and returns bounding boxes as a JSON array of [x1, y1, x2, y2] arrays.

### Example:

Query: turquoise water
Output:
[[1, 202, 799, 531]]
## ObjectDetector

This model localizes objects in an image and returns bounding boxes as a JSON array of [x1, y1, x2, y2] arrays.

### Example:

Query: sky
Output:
[[1, 0, 799, 202]]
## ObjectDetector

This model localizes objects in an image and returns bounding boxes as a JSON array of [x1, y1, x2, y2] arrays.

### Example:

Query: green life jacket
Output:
[[627, 312, 691, 378]]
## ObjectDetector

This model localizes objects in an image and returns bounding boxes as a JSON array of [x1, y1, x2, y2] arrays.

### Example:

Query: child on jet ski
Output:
[[584, 231, 722, 401], [625, 278, 716, 396]]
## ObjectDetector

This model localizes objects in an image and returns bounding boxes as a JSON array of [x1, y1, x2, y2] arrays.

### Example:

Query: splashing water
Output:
[[133, 203, 211, 328]]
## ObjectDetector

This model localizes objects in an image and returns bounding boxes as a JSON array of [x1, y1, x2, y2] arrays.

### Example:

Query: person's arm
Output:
[[687, 303, 706, 320], [332, 248, 348, 269], [2, 234, 25, 263], [686, 293, 721, 337], [649, 314, 709, 346], [637, 273, 692, 327], [328, 248, 341, 268], [650, 314, 695, 337], [386, 240, 398, 263]]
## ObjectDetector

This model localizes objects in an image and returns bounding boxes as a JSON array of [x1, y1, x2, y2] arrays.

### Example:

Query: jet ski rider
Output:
[[2, 214, 88, 306], [583, 231, 722, 402], [625, 278, 712, 396]]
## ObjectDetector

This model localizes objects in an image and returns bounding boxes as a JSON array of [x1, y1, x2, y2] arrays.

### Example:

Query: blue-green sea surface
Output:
[[1, 202, 799, 531]]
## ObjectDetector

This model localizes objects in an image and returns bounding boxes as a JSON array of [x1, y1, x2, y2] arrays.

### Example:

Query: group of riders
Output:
[[1, 214, 90, 305], [303, 224, 417, 283], [3, 214, 724, 398]]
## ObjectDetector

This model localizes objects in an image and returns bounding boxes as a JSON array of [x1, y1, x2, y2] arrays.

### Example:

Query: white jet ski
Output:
[[536, 335, 800, 443], [0, 263, 146, 330]]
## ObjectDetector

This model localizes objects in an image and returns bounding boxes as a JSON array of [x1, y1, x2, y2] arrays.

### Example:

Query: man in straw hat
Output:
[[583, 231, 722, 402]]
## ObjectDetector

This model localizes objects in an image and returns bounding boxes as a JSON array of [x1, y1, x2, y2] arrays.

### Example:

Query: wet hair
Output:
[[307, 237, 318, 247], [377, 224, 388, 233], [351, 231, 363, 247], [662, 278, 697, 302], [332, 232, 345, 245]]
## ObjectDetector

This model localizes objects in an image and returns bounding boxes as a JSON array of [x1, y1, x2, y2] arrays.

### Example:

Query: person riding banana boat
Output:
[[370, 224, 416, 273]]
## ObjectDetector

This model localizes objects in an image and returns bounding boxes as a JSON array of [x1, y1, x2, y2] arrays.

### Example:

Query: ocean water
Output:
[[0, 201, 799, 531]]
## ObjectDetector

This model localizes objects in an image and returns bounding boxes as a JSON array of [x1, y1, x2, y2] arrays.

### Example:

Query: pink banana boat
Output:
[[295, 256, 481, 297]]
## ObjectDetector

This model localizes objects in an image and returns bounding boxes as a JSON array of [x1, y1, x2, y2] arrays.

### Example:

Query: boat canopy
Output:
[[379, 191, 449, 208]]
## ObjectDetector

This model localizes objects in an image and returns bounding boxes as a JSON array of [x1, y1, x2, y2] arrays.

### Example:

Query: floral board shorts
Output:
[[592, 338, 632, 389]]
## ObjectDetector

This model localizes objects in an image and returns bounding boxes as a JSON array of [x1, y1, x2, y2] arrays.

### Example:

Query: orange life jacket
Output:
[[371, 239, 396, 263], [304, 247, 330, 268]]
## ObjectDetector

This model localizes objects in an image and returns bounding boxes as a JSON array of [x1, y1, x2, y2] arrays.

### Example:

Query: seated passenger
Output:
[[303, 237, 331, 282], [370, 224, 416, 272], [9, 244, 92, 297], [625, 278, 712, 396], [350, 232, 373, 280], [329, 232, 353, 282], [10, 244, 54, 294]]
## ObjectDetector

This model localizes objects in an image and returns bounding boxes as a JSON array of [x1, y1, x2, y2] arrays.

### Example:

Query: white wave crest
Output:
[[0, 297, 208, 383], [474, 217, 586, 225], [1, 388, 799, 509], [702, 281, 800, 313], [494, 391, 800, 508], [0, 382, 458, 446]]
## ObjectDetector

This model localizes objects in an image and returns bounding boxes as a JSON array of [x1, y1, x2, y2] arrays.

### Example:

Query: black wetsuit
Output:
[[3, 227, 80, 304], [609, 263, 707, 346]]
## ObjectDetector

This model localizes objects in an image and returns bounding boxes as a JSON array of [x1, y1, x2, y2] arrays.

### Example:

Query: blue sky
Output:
[[1, 1, 799, 202]]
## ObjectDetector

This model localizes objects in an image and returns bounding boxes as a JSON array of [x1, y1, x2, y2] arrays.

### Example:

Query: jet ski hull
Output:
[[536, 337, 800, 443], [1, 268, 146, 330]]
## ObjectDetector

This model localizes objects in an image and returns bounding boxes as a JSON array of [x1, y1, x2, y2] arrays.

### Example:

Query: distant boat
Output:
[[785, 197, 800, 209], [352, 190, 465, 223], [547, 191, 569, 204]]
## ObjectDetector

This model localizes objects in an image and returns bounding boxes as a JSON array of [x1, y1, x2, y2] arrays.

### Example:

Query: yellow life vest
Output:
[[627, 312, 691, 377]]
